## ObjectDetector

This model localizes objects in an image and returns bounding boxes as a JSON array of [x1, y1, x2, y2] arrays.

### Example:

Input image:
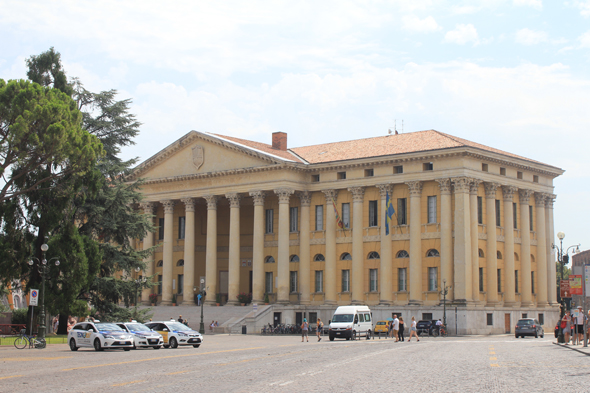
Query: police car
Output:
[[144, 320, 203, 348], [68, 321, 134, 351], [116, 321, 164, 349]]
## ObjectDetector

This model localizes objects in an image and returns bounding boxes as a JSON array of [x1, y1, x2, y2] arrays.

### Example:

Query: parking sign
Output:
[[30, 289, 39, 306]]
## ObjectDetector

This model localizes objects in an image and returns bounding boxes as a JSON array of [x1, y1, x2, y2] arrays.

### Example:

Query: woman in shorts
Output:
[[408, 316, 419, 342], [301, 318, 309, 342], [562, 311, 571, 344]]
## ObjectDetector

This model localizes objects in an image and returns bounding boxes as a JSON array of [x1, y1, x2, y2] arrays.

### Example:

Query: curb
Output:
[[552, 341, 590, 356]]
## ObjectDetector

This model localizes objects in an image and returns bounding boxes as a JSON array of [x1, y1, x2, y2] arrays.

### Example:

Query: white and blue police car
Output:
[[68, 320, 134, 351], [116, 321, 164, 349]]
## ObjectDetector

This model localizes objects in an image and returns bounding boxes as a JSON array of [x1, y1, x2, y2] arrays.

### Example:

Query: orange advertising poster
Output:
[[569, 275, 583, 296]]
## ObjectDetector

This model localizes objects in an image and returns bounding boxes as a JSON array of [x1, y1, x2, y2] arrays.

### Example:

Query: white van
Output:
[[328, 305, 373, 341]]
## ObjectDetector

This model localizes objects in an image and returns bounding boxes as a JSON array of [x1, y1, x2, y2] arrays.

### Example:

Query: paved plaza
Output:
[[1, 334, 588, 392]]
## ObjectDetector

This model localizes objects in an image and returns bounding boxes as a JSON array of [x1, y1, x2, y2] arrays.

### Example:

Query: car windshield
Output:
[[517, 320, 533, 325], [376, 322, 386, 325], [167, 322, 191, 331], [95, 323, 124, 331], [332, 314, 354, 323], [126, 323, 151, 332]]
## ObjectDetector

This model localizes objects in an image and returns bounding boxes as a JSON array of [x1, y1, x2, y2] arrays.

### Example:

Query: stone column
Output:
[[436, 179, 453, 300], [226, 193, 241, 305], [520, 189, 534, 307], [140, 202, 155, 304], [546, 195, 557, 305], [161, 200, 175, 305], [535, 193, 548, 306], [181, 198, 196, 305], [322, 189, 338, 304], [485, 182, 500, 305], [299, 191, 312, 305], [406, 181, 423, 305], [275, 188, 294, 304], [204, 195, 219, 305], [470, 180, 482, 303], [377, 184, 393, 305], [249, 191, 266, 304], [452, 177, 473, 304], [349, 186, 365, 304], [502, 186, 517, 306]]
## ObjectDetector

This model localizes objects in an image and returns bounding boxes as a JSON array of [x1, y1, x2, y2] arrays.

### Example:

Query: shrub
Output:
[[11, 308, 28, 324], [236, 292, 252, 304]]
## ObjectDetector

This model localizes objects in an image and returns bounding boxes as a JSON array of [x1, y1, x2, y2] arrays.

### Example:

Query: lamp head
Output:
[[135, 267, 141, 273], [41, 243, 49, 252], [55, 260, 60, 266], [557, 232, 565, 240], [28, 260, 34, 266]]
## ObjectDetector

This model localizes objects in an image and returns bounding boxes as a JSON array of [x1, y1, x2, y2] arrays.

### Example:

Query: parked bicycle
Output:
[[14, 329, 46, 349]]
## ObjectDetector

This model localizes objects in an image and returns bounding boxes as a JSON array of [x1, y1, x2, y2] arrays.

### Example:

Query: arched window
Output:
[[478, 249, 484, 258], [13, 295, 21, 309], [314, 254, 325, 262], [530, 254, 535, 262], [177, 260, 184, 267], [340, 253, 352, 260], [396, 250, 409, 258], [514, 252, 520, 261], [265, 256, 275, 263], [426, 249, 440, 257], [156, 260, 163, 267], [289, 255, 300, 262], [497, 251, 503, 259], [368, 252, 380, 259]]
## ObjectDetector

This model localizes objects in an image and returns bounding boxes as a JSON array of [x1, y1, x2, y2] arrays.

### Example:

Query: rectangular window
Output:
[[487, 313, 493, 326], [522, 313, 528, 319], [315, 205, 324, 231], [370, 269, 378, 292], [479, 267, 484, 292], [369, 200, 378, 227], [531, 271, 535, 294], [177, 274, 184, 294], [337, 171, 346, 180], [517, 171, 523, 179], [290, 271, 297, 293], [309, 312, 318, 324], [342, 203, 350, 229], [158, 218, 164, 240], [423, 162, 433, 171], [178, 216, 186, 239], [265, 209, 274, 234], [315, 270, 323, 293], [533, 175, 539, 183], [497, 269, 502, 292], [397, 198, 407, 225], [427, 196, 437, 224], [495, 200, 501, 227], [500, 167, 506, 176], [482, 163, 488, 172], [422, 313, 433, 320], [477, 197, 483, 224], [529, 205, 533, 231], [289, 207, 298, 233], [158, 274, 162, 295], [398, 268, 407, 291], [365, 169, 374, 177], [394, 165, 403, 174], [265, 272, 273, 294], [311, 174, 320, 182], [428, 267, 438, 291], [515, 270, 519, 293], [539, 313, 544, 325], [341, 270, 350, 292], [513, 203, 518, 229]]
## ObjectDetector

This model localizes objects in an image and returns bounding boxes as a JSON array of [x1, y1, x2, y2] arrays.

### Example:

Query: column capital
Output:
[[405, 181, 422, 196], [161, 200, 176, 214], [322, 189, 338, 203], [376, 183, 392, 198], [534, 192, 547, 207], [501, 185, 518, 201], [545, 194, 556, 208], [469, 179, 483, 195], [435, 178, 452, 195], [225, 193, 242, 208], [203, 195, 219, 210], [484, 182, 500, 198], [139, 201, 156, 215], [298, 191, 312, 206], [519, 189, 534, 204], [181, 197, 196, 212], [451, 177, 471, 193], [274, 188, 294, 204], [249, 190, 266, 206], [348, 186, 365, 202]]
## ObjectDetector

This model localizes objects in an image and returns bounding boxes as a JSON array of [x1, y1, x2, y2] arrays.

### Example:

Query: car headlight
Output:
[[177, 333, 188, 337], [103, 334, 115, 339]]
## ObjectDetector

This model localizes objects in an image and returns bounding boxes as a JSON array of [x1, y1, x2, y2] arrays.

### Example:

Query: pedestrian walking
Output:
[[393, 314, 399, 342], [398, 317, 405, 341], [408, 316, 419, 342], [301, 318, 309, 342], [388, 320, 393, 338], [575, 306, 585, 345], [197, 292, 202, 306], [317, 318, 323, 342], [562, 311, 571, 344]]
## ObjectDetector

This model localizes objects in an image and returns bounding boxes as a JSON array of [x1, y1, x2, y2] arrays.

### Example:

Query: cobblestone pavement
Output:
[[1, 334, 588, 393]]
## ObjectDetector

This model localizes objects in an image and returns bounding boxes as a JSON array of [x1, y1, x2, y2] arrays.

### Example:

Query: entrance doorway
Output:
[[504, 313, 511, 334], [295, 312, 303, 326], [273, 312, 282, 327]]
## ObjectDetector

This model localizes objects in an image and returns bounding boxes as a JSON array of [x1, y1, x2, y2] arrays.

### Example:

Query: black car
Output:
[[416, 320, 438, 336], [515, 318, 544, 338]]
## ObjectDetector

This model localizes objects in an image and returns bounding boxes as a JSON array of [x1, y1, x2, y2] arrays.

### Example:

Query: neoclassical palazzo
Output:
[[131, 130, 562, 317]]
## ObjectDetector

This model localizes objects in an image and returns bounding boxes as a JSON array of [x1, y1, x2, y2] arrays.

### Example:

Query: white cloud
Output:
[[515, 28, 548, 45], [444, 24, 480, 45], [571, 0, 590, 17], [579, 31, 590, 47], [401, 15, 441, 33], [513, 0, 543, 10]]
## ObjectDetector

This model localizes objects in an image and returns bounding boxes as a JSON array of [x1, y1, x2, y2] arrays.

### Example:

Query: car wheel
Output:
[[94, 338, 103, 352], [329, 336, 334, 341], [69, 338, 78, 351], [193, 344, 200, 348], [515, 334, 518, 338], [124, 348, 131, 351], [169, 337, 178, 349], [153, 346, 161, 349], [366, 330, 371, 340], [352, 331, 356, 341], [163, 344, 170, 349], [535, 332, 538, 338]]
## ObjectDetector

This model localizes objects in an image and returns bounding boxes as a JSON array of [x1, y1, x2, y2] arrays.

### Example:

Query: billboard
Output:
[[560, 280, 571, 298], [569, 275, 583, 296], [586, 265, 590, 297]]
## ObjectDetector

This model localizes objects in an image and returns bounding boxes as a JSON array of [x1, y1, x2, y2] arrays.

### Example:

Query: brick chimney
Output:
[[272, 131, 287, 151]]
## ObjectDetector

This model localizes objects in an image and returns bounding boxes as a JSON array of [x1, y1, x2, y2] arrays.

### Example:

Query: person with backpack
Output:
[[317, 318, 324, 342], [301, 318, 309, 342]]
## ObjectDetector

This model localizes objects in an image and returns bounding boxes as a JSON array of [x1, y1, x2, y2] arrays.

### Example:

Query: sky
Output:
[[1, 0, 589, 257]]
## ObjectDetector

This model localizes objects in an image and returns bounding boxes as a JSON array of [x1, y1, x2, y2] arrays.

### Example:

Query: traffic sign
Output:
[[30, 289, 39, 306]]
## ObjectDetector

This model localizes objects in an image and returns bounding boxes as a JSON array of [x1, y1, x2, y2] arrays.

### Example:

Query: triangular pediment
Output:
[[130, 131, 288, 181]]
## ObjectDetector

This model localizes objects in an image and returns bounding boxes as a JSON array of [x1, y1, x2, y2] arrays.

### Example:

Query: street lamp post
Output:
[[134, 267, 146, 314], [199, 278, 206, 334], [552, 231, 580, 344], [29, 243, 59, 341], [440, 279, 452, 329]]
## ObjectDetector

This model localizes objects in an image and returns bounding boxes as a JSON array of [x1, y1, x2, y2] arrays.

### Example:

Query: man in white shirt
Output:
[[435, 319, 443, 335], [575, 306, 585, 345], [393, 315, 399, 342]]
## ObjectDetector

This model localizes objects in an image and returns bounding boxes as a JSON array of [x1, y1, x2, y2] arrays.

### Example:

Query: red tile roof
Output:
[[210, 133, 304, 163]]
